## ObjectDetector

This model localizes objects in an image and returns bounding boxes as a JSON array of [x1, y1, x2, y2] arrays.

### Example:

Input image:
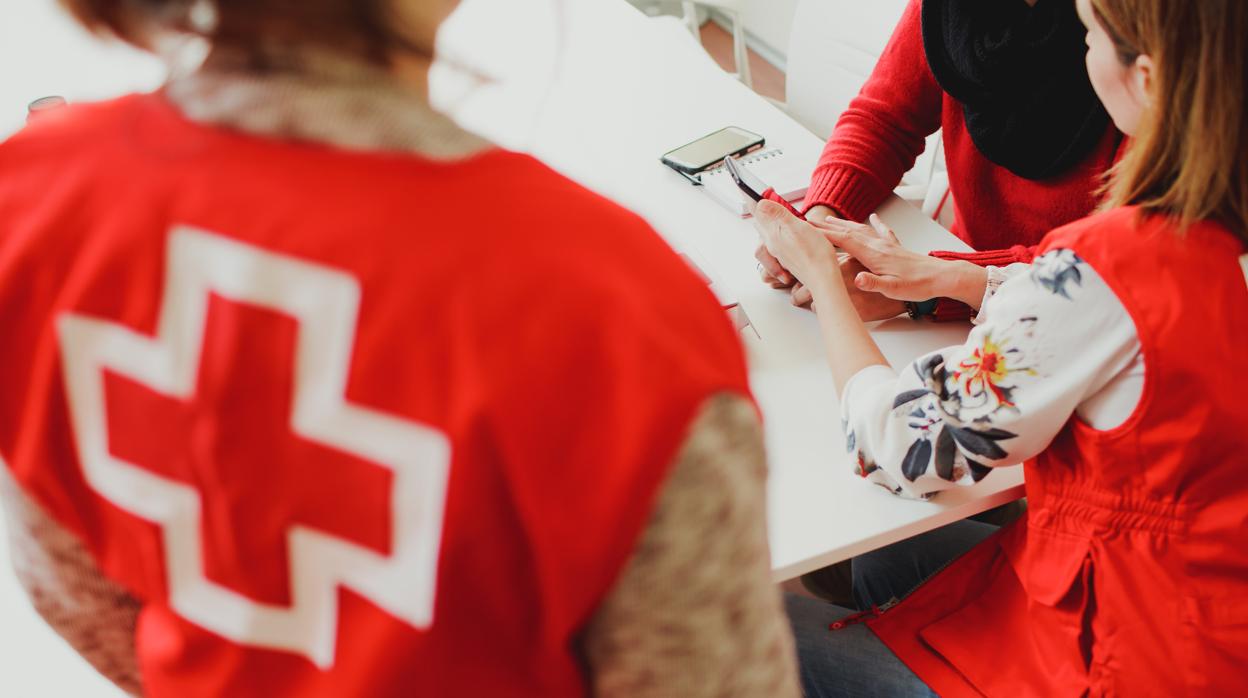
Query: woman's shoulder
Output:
[[1034, 208, 1245, 332], [2, 93, 151, 151], [0, 95, 160, 220], [1040, 206, 1243, 263], [1036, 206, 1175, 270], [1040, 206, 1137, 244], [0, 100, 127, 196]]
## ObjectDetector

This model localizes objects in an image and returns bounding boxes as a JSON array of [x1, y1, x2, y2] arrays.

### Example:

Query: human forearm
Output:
[[581, 394, 800, 698], [807, 275, 889, 393], [924, 247, 1038, 319], [933, 260, 990, 310], [751, 201, 889, 388], [842, 250, 1145, 498], [807, 214, 990, 311], [804, 166, 893, 224]]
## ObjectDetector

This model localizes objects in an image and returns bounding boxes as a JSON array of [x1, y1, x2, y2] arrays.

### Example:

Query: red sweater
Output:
[[804, 0, 1120, 276]]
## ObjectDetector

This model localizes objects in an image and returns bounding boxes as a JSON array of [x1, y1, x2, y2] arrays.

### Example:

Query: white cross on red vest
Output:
[[58, 226, 453, 667]]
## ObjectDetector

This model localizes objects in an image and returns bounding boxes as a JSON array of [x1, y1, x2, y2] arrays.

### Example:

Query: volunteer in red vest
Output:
[[759, 0, 1123, 323], [754, 0, 1248, 693], [0, 1, 800, 696], [785, 0, 1116, 605]]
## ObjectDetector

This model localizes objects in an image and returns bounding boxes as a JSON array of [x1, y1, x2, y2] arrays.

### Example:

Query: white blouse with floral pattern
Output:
[[840, 249, 1152, 500]]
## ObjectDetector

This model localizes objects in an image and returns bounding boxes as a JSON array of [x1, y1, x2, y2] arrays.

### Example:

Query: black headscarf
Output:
[[922, 0, 1112, 180]]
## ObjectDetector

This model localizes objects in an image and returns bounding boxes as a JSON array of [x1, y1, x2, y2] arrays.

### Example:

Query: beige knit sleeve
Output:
[[0, 467, 143, 696], [579, 393, 800, 698]]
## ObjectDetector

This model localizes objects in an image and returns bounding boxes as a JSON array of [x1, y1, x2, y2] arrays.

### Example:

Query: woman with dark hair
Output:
[[0, 1, 799, 696], [760, 0, 1122, 323], [756, 0, 1248, 693], [781, 0, 1121, 612]]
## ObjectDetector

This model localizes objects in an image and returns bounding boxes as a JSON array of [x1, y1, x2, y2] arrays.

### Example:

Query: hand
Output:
[[804, 205, 837, 226], [749, 200, 841, 293], [765, 204, 891, 391], [813, 213, 984, 305], [790, 255, 908, 321], [754, 243, 795, 288], [753, 205, 839, 289]]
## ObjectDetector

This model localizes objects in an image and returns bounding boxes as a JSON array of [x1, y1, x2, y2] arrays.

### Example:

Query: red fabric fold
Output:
[[803, 166, 891, 223], [930, 245, 1038, 266], [931, 297, 975, 323]]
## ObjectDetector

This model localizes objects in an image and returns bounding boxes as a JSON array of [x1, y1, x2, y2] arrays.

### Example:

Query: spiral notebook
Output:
[[697, 147, 815, 217]]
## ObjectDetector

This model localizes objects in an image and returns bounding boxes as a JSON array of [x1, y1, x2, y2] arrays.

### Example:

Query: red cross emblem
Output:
[[58, 227, 452, 667]]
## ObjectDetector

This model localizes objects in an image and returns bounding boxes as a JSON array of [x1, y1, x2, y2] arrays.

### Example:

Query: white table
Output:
[[432, 0, 1025, 581]]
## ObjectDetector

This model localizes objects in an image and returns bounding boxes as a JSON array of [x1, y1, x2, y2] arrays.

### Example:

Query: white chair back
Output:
[[786, 0, 948, 221], [785, 0, 909, 141]]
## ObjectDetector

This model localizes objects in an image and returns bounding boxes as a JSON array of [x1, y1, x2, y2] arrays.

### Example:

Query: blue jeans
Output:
[[785, 520, 999, 697]]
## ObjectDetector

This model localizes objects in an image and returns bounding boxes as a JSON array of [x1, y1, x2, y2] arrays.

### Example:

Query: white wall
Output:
[[0, 0, 165, 137], [737, 0, 797, 64], [627, 0, 797, 65]]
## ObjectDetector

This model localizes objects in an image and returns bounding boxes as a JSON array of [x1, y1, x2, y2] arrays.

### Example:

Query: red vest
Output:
[[869, 207, 1248, 696], [0, 95, 751, 696]]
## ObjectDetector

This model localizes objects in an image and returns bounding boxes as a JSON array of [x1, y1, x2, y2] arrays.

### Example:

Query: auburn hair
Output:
[[57, 0, 426, 66], [1090, 0, 1248, 241]]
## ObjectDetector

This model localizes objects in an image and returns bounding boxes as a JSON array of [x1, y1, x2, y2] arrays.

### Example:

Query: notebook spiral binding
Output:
[[677, 148, 785, 186], [699, 148, 784, 178]]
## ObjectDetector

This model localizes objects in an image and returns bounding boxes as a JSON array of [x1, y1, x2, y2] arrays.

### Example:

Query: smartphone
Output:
[[723, 155, 804, 218], [661, 126, 764, 174]]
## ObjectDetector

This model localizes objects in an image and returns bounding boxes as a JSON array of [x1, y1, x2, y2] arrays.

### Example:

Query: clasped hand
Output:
[[751, 202, 948, 320]]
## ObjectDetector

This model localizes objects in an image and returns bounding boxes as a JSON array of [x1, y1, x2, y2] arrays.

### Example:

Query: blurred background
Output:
[[0, 2, 164, 138], [1, 1, 799, 138]]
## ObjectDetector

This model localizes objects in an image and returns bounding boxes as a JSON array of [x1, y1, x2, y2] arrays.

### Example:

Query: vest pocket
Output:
[[1179, 596, 1248, 694]]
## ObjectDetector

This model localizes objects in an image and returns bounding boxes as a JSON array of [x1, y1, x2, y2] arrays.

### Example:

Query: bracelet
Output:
[[904, 298, 938, 320]]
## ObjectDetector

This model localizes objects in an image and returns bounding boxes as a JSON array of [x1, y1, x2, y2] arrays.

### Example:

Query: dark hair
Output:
[[58, 0, 427, 66]]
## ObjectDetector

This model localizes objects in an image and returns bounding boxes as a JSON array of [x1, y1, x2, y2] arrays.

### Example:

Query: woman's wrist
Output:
[[809, 270, 888, 390], [803, 270, 853, 314], [806, 259, 850, 303], [935, 260, 990, 309]]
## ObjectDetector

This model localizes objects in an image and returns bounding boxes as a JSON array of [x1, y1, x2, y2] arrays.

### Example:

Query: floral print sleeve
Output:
[[972, 263, 1030, 326], [841, 249, 1142, 500]]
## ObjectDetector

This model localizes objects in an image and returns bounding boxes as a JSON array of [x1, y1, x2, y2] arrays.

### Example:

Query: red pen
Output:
[[722, 155, 804, 218]]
